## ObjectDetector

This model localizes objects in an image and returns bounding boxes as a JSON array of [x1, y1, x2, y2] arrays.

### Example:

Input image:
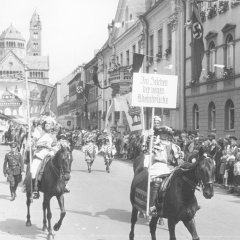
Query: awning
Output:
[[0, 113, 27, 125]]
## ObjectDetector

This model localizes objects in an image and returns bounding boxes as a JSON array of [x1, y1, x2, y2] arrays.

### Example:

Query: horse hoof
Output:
[[26, 221, 32, 227], [53, 223, 61, 231], [47, 234, 54, 240], [129, 233, 134, 240]]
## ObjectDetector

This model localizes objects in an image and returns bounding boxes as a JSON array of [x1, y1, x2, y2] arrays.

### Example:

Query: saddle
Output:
[[133, 170, 173, 215]]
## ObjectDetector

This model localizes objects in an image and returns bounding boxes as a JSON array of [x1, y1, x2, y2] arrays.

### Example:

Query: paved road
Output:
[[0, 144, 240, 240]]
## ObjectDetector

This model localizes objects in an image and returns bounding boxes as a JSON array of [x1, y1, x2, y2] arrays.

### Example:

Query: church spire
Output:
[[27, 10, 42, 56]]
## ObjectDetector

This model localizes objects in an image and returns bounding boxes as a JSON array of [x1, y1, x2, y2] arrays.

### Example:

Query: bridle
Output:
[[50, 148, 70, 180], [182, 155, 214, 191]]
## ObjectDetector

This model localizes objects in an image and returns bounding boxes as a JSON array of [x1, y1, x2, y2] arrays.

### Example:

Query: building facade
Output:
[[185, 0, 240, 137], [95, 0, 185, 132], [83, 58, 99, 130], [0, 11, 51, 119]]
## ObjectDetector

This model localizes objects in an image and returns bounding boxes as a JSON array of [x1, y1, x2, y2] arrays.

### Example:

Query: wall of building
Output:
[[185, 1, 240, 136]]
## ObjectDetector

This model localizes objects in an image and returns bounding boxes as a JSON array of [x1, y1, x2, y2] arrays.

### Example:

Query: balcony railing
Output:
[[109, 65, 132, 85]]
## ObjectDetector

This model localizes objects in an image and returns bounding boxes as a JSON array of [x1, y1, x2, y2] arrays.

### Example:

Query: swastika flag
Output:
[[191, 1, 205, 83]]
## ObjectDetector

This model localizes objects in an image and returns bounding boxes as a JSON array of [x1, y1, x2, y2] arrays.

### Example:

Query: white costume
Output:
[[31, 132, 54, 179]]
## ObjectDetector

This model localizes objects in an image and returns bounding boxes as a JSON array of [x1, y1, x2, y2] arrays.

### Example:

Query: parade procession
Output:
[[1, 0, 240, 240]]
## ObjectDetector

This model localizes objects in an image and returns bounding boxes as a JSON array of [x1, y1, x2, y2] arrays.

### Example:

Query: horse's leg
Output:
[[168, 217, 177, 240], [26, 192, 32, 226], [149, 215, 160, 240], [129, 206, 138, 240], [42, 195, 48, 231], [53, 195, 66, 231], [183, 218, 200, 240], [45, 195, 54, 240]]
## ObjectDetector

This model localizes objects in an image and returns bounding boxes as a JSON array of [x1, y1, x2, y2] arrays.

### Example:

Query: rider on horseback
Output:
[[142, 116, 181, 208], [31, 117, 57, 198]]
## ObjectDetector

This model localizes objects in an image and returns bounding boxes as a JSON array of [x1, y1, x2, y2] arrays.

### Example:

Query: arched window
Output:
[[125, 6, 129, 29], [193, 104, 199, 130], [226, 34, 234, 68], [208, 102, 216, 130], [225, 99, 234, 130], [209, 41, 215, 72]]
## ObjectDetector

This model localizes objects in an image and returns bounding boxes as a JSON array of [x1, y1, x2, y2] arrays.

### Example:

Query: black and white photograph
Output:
[[0, 0, 239, 239]]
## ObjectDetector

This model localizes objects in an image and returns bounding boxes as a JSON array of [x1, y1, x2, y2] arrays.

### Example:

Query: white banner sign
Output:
[[105, 93, 143, 132], [131, 73, 178, 108]]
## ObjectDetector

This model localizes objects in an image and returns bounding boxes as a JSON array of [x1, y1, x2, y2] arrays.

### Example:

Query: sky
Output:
[[0, 0, 119, 84]]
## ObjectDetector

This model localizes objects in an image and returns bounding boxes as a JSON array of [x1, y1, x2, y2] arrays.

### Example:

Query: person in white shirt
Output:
[[31, 117, 57, 198]]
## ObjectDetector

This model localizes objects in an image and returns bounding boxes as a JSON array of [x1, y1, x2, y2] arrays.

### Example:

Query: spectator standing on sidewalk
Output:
[[226, 136, 238, 191], [234, 152, 240, 190]]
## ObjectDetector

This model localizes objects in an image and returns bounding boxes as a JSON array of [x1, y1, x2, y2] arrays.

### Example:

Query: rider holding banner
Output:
[[143, 116, 181, 208]]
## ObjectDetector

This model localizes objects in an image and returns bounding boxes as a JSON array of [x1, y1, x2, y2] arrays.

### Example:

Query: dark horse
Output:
[[129, 147, 215, 240], [25, 145, 71, 240]]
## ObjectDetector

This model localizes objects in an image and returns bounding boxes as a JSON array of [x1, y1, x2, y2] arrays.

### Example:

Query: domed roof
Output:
[[0, 24, 25, 41]]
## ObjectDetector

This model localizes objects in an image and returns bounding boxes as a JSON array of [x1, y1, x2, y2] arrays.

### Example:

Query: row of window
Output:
[[0, 70, 23, 77], [193, 99, 235, 131], [149, 25, 172, 63], [0, 108, 20, 116], [0, 102, 20, 105], [207, 31, 235, 75], [29, 71, 44, 78], [0, 41, 24, 48], [109, 23, 172, 69]]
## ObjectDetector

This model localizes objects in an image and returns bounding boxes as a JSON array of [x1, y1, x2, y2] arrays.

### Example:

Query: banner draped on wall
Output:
[[105, 92, 143, 132]]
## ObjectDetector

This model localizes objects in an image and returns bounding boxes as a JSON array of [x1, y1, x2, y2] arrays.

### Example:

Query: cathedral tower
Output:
[[27, 10, 42, 56]]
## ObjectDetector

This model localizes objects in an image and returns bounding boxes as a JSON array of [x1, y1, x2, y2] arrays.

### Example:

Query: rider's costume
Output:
[[31, 131, 55, 180]]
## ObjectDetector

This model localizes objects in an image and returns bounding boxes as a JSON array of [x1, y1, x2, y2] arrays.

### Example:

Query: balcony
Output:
[[108, 65, 132, 85]]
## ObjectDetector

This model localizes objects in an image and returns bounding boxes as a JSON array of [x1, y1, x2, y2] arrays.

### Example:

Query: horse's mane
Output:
[[54, 145, 69, 160], [178, 161, 197, 170]]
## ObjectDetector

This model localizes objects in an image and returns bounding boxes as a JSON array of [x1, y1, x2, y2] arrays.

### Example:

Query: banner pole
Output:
[[146, 107, 155, 216], [24, 65, 32, 198]]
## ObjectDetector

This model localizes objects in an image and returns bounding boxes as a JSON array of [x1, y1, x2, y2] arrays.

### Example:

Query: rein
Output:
[[50, 156, 67, 180], [50, 158, 61, 178], [181, 163, 201, 191], [182, 156, 214, 192], [182, 175, 200, 191]]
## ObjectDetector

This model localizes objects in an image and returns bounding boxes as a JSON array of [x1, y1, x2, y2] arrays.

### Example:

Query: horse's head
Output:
[[196, 146, 215, 199], [55, 145, 71, 181]]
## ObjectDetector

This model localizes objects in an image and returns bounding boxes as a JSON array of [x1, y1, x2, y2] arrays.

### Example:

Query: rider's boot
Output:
[[149, 180, 162, 216]]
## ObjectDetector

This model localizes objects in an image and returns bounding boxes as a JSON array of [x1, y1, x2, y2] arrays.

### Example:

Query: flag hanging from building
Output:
[[0, 77, 55, 121], [132, 53, 145, 73], [191, 1, 205, 83], [104, 93, 143, 132], [76, 80, 84, 97]]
